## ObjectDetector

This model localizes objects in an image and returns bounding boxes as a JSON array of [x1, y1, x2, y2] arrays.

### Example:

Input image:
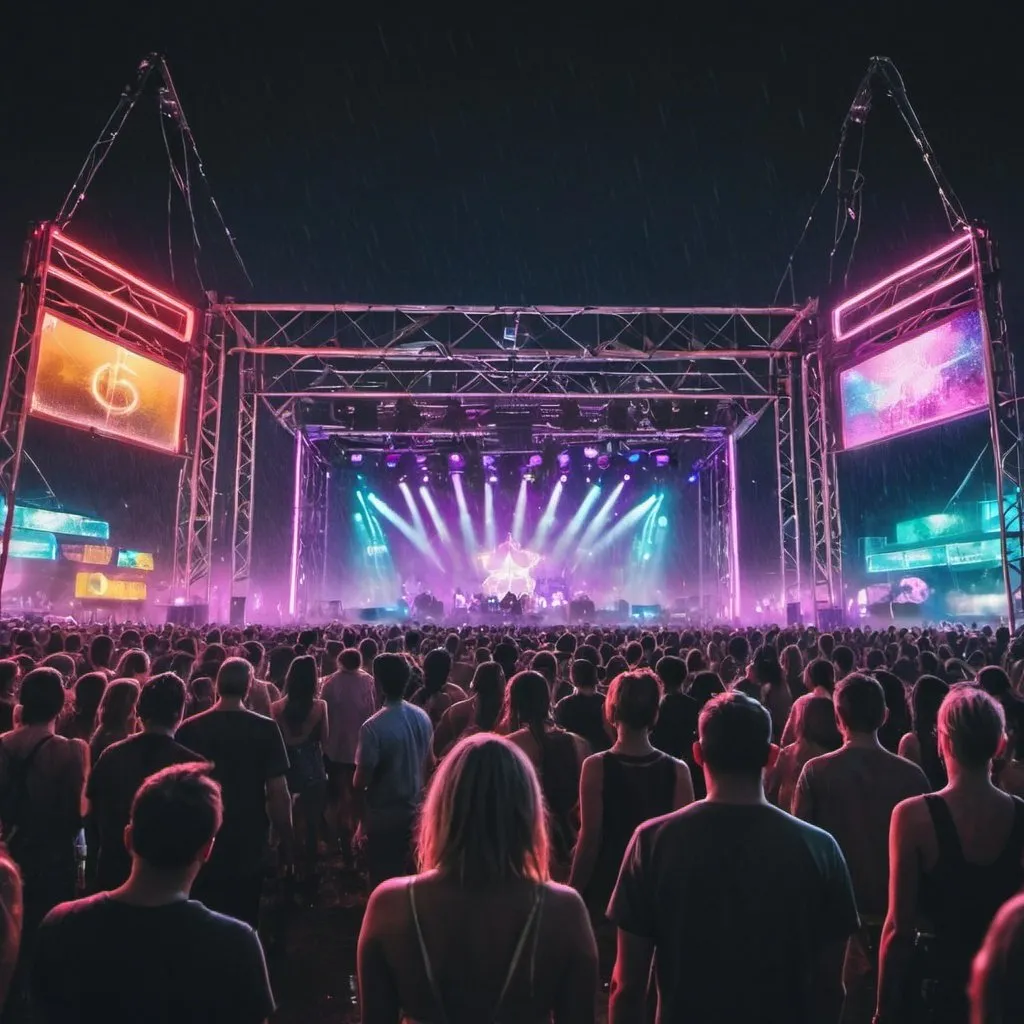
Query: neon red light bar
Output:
[[831, 231, 974, 343], [49, 227, 196, 343]]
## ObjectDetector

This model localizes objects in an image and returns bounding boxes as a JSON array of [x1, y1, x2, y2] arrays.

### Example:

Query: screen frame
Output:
[[27, 309, 188, 456], [835, 305, 989, 453]]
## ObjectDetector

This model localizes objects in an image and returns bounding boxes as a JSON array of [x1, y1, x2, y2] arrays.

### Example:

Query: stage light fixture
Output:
[[385, 453, 401, 469], [449, 452, 466, 470], [597, 455, 611, 470], [583, 446, 599, 460], [559, 474, 568, 483], [354, 512, 363, 523], [422, 474, 430, 484], [488, 474, 498, 484], [557, 450, 571, 469], [624, 473, 631, 481], [688, 473, 698, 483], [528, 453, 543, 468], [627, 452, 641, 463], [657, 515, 668, 528], [350, 453, 363, 464], [653, 452, 670, 467]]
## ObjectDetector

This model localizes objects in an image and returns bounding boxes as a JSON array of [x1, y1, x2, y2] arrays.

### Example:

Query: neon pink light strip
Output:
[[727, 434, 741, 620], [288, 432, 303, 618], [50, 228, 196, 342], [832, 232, 974, 342]]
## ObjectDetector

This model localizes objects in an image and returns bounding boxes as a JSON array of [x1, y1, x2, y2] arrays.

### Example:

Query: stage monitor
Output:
[[74, 572, 147, 602], [116, 549, 155, 571], [30, 312, 186, 454], [838, 307, 987, 451]]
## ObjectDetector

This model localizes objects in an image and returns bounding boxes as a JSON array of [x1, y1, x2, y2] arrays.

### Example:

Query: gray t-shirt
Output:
[[355, 700, 433, 829]]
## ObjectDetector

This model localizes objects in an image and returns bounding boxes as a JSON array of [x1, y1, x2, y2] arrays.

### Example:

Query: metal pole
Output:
[[727, 433, 741, 621], [788, 363, 803, 608], [697, 471, 704, 623], [203, 320, 226, 609], [288, 430, 303, 619]]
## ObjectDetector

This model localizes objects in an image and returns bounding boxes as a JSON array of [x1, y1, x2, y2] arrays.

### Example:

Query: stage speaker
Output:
[[165, 603, 209, 627], [786, 601, 802, 626], [818, 608, 844, 631], [229, 596, 246, 626]]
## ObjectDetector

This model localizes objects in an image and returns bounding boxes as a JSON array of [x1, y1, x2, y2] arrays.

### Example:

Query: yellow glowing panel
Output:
[[30, 312, 185, 454], [74, 572, 147, 602]]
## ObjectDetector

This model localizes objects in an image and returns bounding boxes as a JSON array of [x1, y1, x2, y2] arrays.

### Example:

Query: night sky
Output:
[[1, 4, 1021, 599]]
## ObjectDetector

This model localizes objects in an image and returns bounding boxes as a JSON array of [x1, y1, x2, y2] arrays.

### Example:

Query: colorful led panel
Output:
[[74, 572, 147, 601], [61, 543, 114, 565], [0, 502, 109, 540], [116, 549, 154, 571], [839, 308, 987, 450], [2, 529, 58, 561], [30, 312, 185, 454]]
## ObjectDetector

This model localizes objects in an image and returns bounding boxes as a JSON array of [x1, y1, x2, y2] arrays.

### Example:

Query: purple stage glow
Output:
[[583, 446, 599, 460], [838, 307, 987, 450], [528, 453, 543, 468]]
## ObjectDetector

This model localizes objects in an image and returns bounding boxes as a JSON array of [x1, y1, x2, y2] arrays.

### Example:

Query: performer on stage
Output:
[[479, 534, 541, 598]]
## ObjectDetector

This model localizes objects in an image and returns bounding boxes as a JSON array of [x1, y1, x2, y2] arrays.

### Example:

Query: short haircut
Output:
[[606, 670, 660, 730], [832, 645, 855, 676], [978, 666, 1012, 698], [805, 657, 836, 694], [570, 659, 597, 690], [240, 641, 265, 669], [530, 651, 557, 683], [374, 652, 411, 701], [137, 673, 187, 729], [655, 655, 686, 691], [215, 657, 253, 699], [866, 649, 886, 671], [939, 684, 1005, 769], [129, 764, 222, 870], [727, 634, 750, 662], [834, 672, 887, 733], [339, 648, 362, 672], [19, 667, 66, 725], [624, 641, 643, 666], [698, 691, 772, 775]]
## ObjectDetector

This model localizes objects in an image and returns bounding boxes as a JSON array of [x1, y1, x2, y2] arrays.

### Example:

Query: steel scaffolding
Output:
[[288, 431, 330, 618]]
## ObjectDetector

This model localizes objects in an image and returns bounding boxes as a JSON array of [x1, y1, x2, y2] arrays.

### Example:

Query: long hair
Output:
[[507, 671, 551, 743], [470, 661, 506, 733], [283, 655, 317, 731], [93, 679, 140, 740], [114, 649, 150, 679], [416, 733, 549, 884]]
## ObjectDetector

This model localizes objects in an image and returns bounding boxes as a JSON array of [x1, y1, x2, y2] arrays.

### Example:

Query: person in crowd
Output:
[[792, 673, 930, 1023], [767, 696, 839, 810], [57, 672, 107, 744], [877, 686, 1024, 1024], [781, 643, 807, 701], [969, 892, 1024, 1024], [874, 669, 911, 754], [239, 641, 281, 717], [410, 648, 467, 727], [357, 733, 598, 1023], [650, 654, 699, 759], [506, 671, 589, 882], [176, 658, 293, 928], [185, 676, 214, 719], [321, 647, 377, 865], [266, 646, 296, 696], [271, 655, 328, 887], [432, 661, 506, 758], [354, 653, 434, 891], [898, 674, 950, 789], [31, 765, 275, 1023], [998, 701, 1024, 798], [756, 645, 792, 742], [444, 633, 474, 691], [570, 670, 692, 980], [86, 635, 115, 676], [0, 663, 18, 736], [608, 691, 858, 1023], [87, 673, 201, 892], [781, 656, 837, 746], [531, 650, 570, 703], [112, 649, 149, 684], [0, 843, 20, 1017], [0, 667, 88, 1015], [555, 659, 612, 753], [833, 645, 856, 682], [89, 680, 140, 764]]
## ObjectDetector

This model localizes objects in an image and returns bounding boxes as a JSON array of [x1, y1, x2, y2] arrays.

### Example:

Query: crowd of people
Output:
[[1, 618, 1024, 1021]]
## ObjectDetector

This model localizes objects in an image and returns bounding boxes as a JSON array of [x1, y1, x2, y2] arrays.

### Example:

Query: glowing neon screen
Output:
[[838, 307, 987, 451], [74, 572, 147, 602], [116, 549, 154, 571], [29, 313, 185, 454], [1, 529, 58, 561], [0, 502, 109, 540], [61, 544, 114, 565]]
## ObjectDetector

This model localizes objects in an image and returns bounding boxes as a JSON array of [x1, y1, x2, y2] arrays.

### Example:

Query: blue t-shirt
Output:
[[356, 700, 432, 828]]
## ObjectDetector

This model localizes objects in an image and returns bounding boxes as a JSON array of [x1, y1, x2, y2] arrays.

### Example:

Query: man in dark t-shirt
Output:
[[176, 658, 292, 928], [88, 673, 201, 891], [32, 764, 275, 1024], [555, 660, 611, 752], [608, 691, 859, 1024]]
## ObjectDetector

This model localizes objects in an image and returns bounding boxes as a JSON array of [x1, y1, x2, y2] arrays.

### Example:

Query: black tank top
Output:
[[584, 750, 676, 916], [918, 794, 1024, 1017]]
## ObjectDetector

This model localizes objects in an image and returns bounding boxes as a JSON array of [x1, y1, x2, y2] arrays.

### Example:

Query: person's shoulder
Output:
[[186, 898, 261, 941], [403, 700, 432, 726], [539, 879, 590, 920], [39, 892, 112, 932]]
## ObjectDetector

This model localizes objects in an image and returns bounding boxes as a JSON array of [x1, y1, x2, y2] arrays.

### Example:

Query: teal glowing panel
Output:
[[0, 502, 109, 540], [866, 545, 948, 573], [946, 539, 1011, 568], [895, 513, 967, 545], [2, 528, 58, 561], [116, 550, 154, 571]]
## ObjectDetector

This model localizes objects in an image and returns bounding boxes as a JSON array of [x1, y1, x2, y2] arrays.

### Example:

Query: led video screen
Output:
[[74, 572, 147, 602], [116, 549, 154, 571], [30, 313, 185, 454], [61, 544, 114, 565], [0, 502, 109, 540], [1, 529, 58, 561], [838, 307, 987, 451]]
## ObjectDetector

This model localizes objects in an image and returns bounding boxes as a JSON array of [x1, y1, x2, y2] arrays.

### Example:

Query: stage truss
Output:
[[219, 301, 814, 620]]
